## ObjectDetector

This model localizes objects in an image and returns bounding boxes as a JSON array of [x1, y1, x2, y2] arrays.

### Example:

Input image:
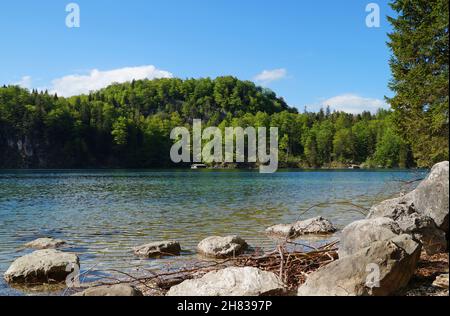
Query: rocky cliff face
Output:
[[1, 135, 41, 168]]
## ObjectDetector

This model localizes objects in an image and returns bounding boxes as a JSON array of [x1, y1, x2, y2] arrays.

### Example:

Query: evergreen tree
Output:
[[387, 0, 449, 167]]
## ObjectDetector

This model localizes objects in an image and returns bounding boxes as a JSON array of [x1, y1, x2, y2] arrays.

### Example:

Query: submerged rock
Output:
[[4, 249, 79, 284], [73, 284, 143, 296], [25, 237, 66, 250], [266, 216, 336, 239], [167, 267, 284, 296], [298, 235, 421, 296], [197, 236, 247, 258], [133, 241, 181, 258]]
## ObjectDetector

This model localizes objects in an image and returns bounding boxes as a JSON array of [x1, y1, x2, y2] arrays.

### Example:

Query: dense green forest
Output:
[[0, 0, 448, 170], [0, 77, 413, 169]]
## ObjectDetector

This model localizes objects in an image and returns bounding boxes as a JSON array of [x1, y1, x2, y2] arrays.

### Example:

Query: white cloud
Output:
[[15, 76, 32, 89], [321, 93, 389, 114], [253, 68, 287, 84], [48, 65, 173, 97]]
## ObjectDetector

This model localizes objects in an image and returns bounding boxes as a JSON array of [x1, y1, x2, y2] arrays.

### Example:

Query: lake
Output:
[[0, 169, 425, 296]]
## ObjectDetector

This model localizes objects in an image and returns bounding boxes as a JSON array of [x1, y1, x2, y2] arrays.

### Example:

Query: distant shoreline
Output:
[[0, 167, 427, 172]]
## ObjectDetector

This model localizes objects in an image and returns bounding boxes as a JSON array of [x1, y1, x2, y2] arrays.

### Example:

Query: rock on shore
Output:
[[167, 267, 284, 296], [410, 161, 449, 232], [367, 161, 449, 255], [4, 249, 79, 284], [339, 217, 402, 257], [266, 216, 336, 239], [133, 241, 181, 258], [298, 235, 422, 296], [197, 236, 247, 258]]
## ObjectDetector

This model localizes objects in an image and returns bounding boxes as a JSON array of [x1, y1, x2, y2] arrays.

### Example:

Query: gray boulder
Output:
[[411, 161, 449, 232], [197, 236, 247, 258], [298, 235, 421, 296], [368, 161, 448, 231], [368, 196, 410, 219], [292, 216, 337, 235], [73, 284, 143, 296], [266, 216, 336, 239], [392, 207, 447, 255], [339, 217, 401, 257], [4, 249, 79, 284], [265, 224, 295, 238], [367, 161, 449, 254], [25, 237, 66, 250], [167, 267, 284, 296], [133, 241, 181, 258], [368, 198, 447, 255]]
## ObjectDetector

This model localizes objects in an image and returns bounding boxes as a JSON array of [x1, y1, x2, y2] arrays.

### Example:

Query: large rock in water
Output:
[[167, 267, 284, 296], [25, 237, 66, 250], [265, 224, 295, 238], [367, 161, 449, 254], [293, 216, 337, 235], [298, 235, 421, 296], [133, 241, 181, 258], [197, 236, 247, 258], [266, 216, 336, 239], [339, 217, 401, 257], [4, 250, 79, 284], [73, 284, 143, 296]]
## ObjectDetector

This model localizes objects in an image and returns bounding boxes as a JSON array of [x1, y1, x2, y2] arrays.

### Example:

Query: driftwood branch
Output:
[[73, 241, 339, 295]]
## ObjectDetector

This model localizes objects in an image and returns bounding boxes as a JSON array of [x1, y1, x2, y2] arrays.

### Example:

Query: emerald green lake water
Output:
[[0, 169, 424, 295]]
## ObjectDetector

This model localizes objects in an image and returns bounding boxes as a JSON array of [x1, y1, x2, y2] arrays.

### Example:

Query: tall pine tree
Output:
[[387, 0, 449, 167]]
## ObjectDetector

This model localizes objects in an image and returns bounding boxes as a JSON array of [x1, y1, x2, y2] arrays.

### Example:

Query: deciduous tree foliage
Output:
[[0, 78, 412, 169]]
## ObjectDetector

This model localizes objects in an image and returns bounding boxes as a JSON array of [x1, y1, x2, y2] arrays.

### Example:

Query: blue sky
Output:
[[0, 0, 395, 113]]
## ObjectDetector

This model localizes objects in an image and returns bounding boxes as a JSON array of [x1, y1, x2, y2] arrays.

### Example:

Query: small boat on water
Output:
[[349, 164, 361, 169], [191, 164, 208, 169]]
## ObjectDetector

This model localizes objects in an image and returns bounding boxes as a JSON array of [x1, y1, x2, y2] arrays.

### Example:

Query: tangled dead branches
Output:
[[233, 240, 339, 291], [66, 240, 339, 296], [76, 240, 339, 296]]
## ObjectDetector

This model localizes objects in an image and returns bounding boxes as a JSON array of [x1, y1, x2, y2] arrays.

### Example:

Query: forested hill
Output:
[[96, 77, 294, 119], [1, 77, 412, 169]]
